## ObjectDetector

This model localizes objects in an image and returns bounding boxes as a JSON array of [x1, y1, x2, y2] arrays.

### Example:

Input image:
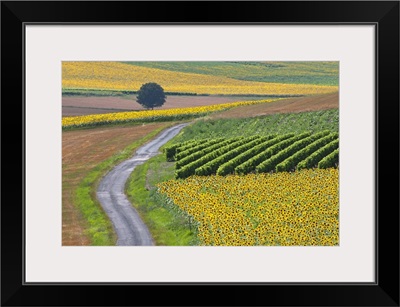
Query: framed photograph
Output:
[[2, 1, 399, 306]]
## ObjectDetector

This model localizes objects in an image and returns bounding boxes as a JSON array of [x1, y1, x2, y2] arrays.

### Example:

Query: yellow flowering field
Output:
[[62, 61, 338, 96], [62, 99, 277, 128], [157, 168, 339, 246]]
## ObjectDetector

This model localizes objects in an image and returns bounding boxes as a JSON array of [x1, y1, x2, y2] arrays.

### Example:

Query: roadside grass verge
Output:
[[126, 154, 197, 246], [74, 124, 176, 245]]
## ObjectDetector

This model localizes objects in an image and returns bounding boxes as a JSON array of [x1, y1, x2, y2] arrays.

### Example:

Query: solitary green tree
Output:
[[136, 82, 166, 110]]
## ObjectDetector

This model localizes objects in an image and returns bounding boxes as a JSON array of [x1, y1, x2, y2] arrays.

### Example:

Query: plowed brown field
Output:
[[62, 122, 173, 246], [209, 92, 338, 119], [62, 95, 273, 117]]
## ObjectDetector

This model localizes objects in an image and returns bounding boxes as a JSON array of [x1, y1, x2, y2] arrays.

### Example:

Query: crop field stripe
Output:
[[275, 132, 339, 172], [176, 135, 261, 178], [175, 136, 261, 179], [62, 112, 211, 129], [216, 133, 294, 176], [256, 131, 331, 173], [125, 61, 339, 86], [164, 139, 198, 161], [297, 139, 339, 170], [318, 148, 339, 169], [175, 137, 244, 170], [63, 62, 338, 96], [194, 135, 275, 176], [174, 139, 198, 148], [175, 138, 226, 161], [235, 132, 311, 175], [175, 139, 210, 155], [175, 139, 210, 154]]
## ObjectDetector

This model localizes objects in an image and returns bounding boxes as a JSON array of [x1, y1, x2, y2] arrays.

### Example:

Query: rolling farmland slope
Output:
[[124, 61, 339, 86], [62, 60, 340, 247], [62, 61, 338, 96]]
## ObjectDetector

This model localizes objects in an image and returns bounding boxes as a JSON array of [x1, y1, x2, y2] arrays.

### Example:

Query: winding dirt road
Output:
[[96, 123, 188, 246]]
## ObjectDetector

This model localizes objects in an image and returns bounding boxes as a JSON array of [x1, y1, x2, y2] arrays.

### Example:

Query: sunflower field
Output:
[[62, 99, 277, 128], [157, 168, 339, 246]]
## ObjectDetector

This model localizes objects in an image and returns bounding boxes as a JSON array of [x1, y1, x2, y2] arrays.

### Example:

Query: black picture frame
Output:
[[1, 1, 399, 306]]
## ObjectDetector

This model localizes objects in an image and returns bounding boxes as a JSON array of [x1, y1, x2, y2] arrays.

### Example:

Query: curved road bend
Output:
[[96, 123, 189, 246]]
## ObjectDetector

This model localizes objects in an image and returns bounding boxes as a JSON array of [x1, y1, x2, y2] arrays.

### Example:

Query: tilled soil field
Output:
[[62, 95, 274, 117], [208, 92, 338, 119]]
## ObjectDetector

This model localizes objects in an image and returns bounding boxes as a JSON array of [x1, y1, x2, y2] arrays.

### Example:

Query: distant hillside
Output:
[[123, 61, 339, 86], [62, 62, 338, 96]]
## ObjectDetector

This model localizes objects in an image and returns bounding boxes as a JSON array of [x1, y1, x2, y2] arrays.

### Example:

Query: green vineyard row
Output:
[[194, 135, 274, 176], [256, 131, 330, 173], [175, 136, 261, 179], [175, 138, 225, 161], [164, 131, 339, 179]]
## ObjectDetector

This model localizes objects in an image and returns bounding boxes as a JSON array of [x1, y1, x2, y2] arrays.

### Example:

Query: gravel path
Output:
[[96, 123, 188, 246]]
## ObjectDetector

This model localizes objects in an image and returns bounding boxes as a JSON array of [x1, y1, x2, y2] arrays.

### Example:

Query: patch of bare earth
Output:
[[62, 95, 272, 117], [62, 122, 172, 246], [209, 92, 339, 119]]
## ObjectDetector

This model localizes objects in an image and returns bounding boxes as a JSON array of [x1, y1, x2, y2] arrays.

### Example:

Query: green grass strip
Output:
[[126, 154, 197, 246], [74, 124, 174, 246]]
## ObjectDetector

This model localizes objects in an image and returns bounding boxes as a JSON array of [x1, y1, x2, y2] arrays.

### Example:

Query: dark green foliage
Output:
[[164, 140, 197, 162], [164, 143, 182, 162], [318, 149, 339, 169], [175, 138, 225, 161], [175, 138, 242, 170], [256, 131, 331, 173], [297, 139, 339, 170], [175, 136, 261, 179], [235, 132, 311, 175], [175, 139, 209, 155], [275, 132, 339, 172], [171, 131, 340, 178], [136, 82, 166, 109], [216, 134, 293, 176], [194, 136, 273, 176]]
